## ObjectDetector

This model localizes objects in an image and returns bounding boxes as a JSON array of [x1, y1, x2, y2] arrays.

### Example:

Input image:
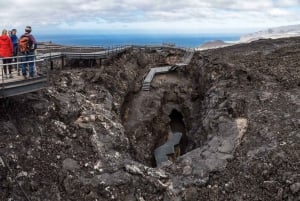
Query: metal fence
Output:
[[0, 55, 45, 83]]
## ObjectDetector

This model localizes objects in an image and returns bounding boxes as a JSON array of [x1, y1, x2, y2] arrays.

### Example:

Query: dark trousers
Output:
[[2, 58, 12, 75], [20, 52, 35, 77]]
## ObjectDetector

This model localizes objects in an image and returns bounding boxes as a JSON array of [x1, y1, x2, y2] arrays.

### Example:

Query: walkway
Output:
[[37, 45, 129, 60], [154, 132, 182, 167], [0, 57, 47, 98]]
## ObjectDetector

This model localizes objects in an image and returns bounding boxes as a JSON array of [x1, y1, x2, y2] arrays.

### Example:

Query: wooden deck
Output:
[[1, 71, 25, 83], [0, 59, 48, 98], [0, 74, 48, 98]]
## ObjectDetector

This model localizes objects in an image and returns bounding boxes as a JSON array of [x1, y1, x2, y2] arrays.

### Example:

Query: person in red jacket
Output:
[[0, 29, 13, 78]]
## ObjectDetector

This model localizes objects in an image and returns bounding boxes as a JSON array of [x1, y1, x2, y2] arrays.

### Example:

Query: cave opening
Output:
[[153, 109, 189, 167], [169, 109, 189, 155]]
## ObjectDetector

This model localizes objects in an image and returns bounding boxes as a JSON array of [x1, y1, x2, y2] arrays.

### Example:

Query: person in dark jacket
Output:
[[0, 29, 13, 78], [19, 26, 37, 78], [10, 29, 18, 57], [10, 29, 19, 74]]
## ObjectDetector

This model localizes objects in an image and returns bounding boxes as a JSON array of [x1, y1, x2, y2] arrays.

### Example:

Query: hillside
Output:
[[197, 40, 233, 50], [240, 24, 300, 42]]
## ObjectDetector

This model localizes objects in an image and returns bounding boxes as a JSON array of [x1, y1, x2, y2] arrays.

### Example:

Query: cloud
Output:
[[275, 0, 300, 6], [268, 8, 290, 16], [0, 0, 299, 33]]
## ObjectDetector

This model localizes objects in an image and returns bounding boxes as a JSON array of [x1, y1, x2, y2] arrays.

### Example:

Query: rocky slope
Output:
[[197, 40, 233, 50], [240, 24, 300, 42], [0, 37, 299, 201]]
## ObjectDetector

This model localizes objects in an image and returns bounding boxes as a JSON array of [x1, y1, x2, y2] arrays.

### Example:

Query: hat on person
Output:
[[25, 26, 32, 33], [11, 29, 17, 32]]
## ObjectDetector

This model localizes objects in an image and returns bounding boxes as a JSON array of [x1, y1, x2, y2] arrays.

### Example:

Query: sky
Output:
[[0, 0, 299, 35]]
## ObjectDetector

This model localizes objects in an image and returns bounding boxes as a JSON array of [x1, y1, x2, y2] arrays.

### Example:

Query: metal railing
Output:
[[0, 55, 45, 85], [34, 43, 197, 62], [36, 44, 131, 61], [0, 55, 49, 98]]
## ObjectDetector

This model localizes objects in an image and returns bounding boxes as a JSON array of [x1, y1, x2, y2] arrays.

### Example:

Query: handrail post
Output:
[[34, 53, 37, 76], [47, 54, 50, 84], [61, 55, 64, 70], [16, 54, 19, 76], [50, 52, 53, 70], [1, 59, 4, 86]]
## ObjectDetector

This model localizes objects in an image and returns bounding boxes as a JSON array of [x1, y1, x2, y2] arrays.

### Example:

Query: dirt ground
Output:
[[0, 37, 299, 201]]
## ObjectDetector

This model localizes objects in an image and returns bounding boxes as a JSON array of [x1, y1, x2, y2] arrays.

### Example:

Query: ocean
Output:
[[35, 33, 241, 48]]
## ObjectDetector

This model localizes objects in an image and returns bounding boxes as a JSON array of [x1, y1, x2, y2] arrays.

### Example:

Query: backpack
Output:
[[18, 36, 32, 53]]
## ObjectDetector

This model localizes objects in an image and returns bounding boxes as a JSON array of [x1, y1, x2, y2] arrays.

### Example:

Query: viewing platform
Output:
[[0, 57, 47, 98], [0, 45, 130, 98]]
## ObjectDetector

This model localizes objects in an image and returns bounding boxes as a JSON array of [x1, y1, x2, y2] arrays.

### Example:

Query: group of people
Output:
[[0, 26, 37, 79]]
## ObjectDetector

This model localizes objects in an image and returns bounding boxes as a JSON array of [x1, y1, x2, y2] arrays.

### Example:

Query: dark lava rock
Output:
[[0, 37, 300, 200]]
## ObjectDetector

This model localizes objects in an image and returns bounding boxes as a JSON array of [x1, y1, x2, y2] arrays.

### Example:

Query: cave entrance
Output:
[[169, 109, 188, 155], [153, 109, 189, 167]]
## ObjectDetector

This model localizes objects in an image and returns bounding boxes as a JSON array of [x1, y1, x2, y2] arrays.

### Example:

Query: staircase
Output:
[[142, 66, 173, 91], [142, 48, 195, 91], [154, 132, 182, 167]]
